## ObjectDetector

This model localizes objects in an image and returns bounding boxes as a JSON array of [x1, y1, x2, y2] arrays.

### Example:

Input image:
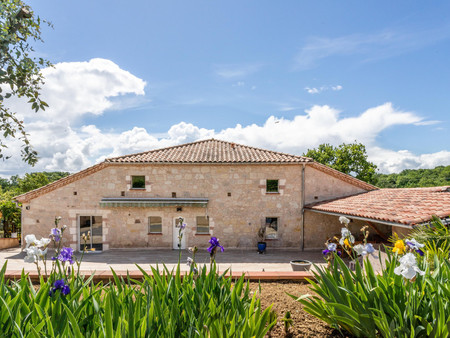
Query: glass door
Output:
[[79, 216, 103, 252]]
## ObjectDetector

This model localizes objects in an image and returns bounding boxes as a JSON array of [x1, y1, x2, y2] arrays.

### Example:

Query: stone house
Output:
[[15, 139, 403, 252]]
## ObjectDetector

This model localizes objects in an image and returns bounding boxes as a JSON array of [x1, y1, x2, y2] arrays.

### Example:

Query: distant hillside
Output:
[[374, 165, 450, 188]]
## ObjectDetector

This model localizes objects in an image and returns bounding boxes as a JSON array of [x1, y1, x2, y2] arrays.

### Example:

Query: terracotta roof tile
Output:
[[305, 186, 450, 226], [15, 139, 376, 202], [105, 139, 313, 164]]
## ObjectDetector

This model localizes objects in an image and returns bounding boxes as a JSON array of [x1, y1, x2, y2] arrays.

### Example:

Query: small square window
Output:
[[266, 179, 279, 193], [196, 216, 210, 234], [265, 217, 278, 239], [148, 216, 162, 233], [131, 176, 145, 189]]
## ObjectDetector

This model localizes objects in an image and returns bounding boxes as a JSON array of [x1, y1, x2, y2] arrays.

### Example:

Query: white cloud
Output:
[[305, 87, 320, 94], [305, 85, 343, 94], [368, 147, 450, 174], [5, 58, 146, 123], [214, 63, 262, 79]]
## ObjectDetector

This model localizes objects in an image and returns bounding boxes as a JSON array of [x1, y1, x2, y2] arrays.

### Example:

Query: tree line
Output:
[[304, 142, 449, 188], [0, 172, 69, 237]]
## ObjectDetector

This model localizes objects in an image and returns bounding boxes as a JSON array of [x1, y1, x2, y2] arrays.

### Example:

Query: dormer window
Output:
[[131, 176, 145, 189]]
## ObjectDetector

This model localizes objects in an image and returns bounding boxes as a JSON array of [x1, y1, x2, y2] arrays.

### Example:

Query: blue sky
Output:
[[2, 0, 449, 176]]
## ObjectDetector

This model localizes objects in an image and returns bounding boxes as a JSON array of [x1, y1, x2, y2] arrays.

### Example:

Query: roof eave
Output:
[[305, 208, 413, 229]]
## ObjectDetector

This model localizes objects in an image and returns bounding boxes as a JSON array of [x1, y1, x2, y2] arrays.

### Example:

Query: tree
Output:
[[16, 172, 49, 193], [304, 142, 378, 184], [0, 189, 21, 237], [1, 1, 51, 165]]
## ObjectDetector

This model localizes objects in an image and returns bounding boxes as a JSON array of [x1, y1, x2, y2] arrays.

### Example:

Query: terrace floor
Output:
[[1, 247, 325, 273], [0, 247, 386, 282]]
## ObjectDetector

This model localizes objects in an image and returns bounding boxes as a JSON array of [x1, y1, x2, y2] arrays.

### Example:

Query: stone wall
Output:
[[22, 163, 305, 251], [21, 162, 372, 251], [304, 165, 366, 204], [0, 238, 20, 249]]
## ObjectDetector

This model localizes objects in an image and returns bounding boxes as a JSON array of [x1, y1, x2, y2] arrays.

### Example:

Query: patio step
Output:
[[3, 270, 314, 283]]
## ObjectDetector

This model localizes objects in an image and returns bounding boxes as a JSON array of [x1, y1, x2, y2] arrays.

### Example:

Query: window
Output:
[[265, 217, 278, 239], [148, 216, 162, 233], [131, 176, 145, 189], [266, 179, 279, 193], [196, 216, 210, 234]]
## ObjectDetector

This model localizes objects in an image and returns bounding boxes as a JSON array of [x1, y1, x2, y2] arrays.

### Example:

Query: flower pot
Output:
[[257, 242, 266, 253], [290, 260, 312, 271]]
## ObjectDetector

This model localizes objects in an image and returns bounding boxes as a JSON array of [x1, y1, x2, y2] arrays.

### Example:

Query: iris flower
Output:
[[353, 243, 378, 257], [50, 228, 61, 242], [339, 228, 355, 247], [24, 246, 47, 263], [49, 279, 71, 296], [207, 237, 224, 254], [339, 216, 350, 225], [57, 247, 75, 264], [394, 252, 425, 280], [322, 243, 341, 256], [405, 239, 425, 256], [393, 240, 406, 255]]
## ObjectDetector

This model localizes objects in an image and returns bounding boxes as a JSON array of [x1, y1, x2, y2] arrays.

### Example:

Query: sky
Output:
[[1, 0, 450, 177]]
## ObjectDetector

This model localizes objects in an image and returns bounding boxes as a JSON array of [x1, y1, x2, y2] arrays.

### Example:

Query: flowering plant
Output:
[[23, 217, 91, 297], [391, 237, 426, 281]]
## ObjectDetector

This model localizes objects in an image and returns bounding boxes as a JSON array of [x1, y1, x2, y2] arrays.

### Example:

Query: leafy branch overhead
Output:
[[0, 1, 52, 165], [304, 142, 378, 184]]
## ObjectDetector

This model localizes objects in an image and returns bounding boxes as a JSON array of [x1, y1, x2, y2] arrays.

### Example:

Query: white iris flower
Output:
[[394, 252, 425, 280]]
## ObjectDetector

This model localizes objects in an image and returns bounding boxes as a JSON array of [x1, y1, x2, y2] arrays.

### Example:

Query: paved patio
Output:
[[0, 247, 326, 274]]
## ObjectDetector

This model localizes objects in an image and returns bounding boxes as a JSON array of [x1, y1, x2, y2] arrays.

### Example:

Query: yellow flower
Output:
[[343, 238, 352, 248], [393, 240, 405, 254]]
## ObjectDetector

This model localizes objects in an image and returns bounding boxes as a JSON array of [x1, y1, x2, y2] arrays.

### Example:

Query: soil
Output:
[[249, 282, 345, 338]]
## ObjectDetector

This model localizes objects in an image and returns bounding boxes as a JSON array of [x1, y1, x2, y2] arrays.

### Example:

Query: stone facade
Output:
[[20, 162, 372, 251]]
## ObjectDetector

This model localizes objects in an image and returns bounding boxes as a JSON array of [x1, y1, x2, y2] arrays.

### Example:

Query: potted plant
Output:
[[290, 259, 312, 271], [257, 226, 267, 253]]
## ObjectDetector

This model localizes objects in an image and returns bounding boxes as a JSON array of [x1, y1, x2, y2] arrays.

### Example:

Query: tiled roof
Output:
[[105, 139, 313, 164], [14, 139, 376, 202], [305, 186, 450, 226]]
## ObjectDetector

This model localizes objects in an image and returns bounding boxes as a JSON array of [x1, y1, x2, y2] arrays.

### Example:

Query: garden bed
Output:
[[249, 282, 345, 337]]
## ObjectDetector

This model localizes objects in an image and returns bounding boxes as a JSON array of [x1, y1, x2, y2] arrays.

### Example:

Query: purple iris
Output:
[[49, 279, 70, 296], [207, 237, 224, 254], [180, 223, 186, 230], [57, 247, 75, 264], [322, 249, 342, 256], [406, 241, 425, 256], [323, 243, 338, 256], [51, 228, 61, 242], [54, 279, 65, 289]]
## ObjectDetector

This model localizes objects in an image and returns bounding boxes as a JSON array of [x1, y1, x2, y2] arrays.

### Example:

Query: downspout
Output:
[[301, 163, 306, 251]]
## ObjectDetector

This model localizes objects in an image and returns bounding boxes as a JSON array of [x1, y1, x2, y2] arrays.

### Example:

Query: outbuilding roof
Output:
[[305, 186, 450, 226]]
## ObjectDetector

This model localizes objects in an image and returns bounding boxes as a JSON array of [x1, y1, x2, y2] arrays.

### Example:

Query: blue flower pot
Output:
[[257, 242, 266, 253]]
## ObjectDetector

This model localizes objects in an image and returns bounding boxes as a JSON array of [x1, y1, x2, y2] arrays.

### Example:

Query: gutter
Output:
[[305, 208, 412, 229]]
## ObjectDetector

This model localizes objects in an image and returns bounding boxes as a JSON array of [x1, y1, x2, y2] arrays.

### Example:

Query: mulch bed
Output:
[[249, 282, 347, 338]]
